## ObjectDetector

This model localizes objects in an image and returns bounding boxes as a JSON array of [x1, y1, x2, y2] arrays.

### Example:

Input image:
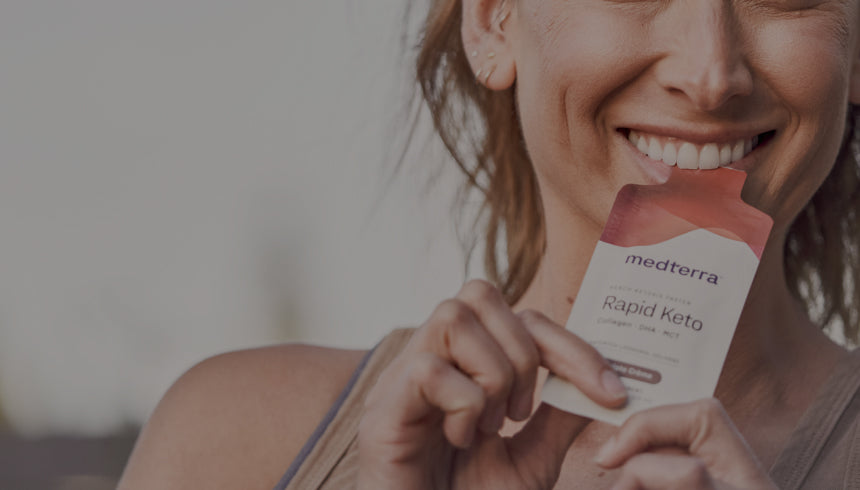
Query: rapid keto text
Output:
[[602, 295, 703, 331]]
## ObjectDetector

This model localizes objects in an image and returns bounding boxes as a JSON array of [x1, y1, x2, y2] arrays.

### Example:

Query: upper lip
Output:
[[618, 124, 773, 144]]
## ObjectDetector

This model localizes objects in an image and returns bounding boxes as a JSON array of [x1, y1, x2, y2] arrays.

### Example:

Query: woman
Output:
[[119, 0, 860, 488]]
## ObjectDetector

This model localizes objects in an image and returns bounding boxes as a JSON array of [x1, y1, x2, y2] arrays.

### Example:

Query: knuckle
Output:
[[481, 366, 514, 398], [510, 343, 540, 378], [409, 352, 447, 385], [431, 298, 475, 327], [680, 458, 710, 485], [618, 412, 652, 449], [618, 464, 639, 484], [517, 308, 547, 325], [624, 410, 647, 433], [459, 279, 501, 303]]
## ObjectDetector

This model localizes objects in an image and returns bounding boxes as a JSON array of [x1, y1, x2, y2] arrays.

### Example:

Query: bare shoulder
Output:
[[118, 343, 367, 489]]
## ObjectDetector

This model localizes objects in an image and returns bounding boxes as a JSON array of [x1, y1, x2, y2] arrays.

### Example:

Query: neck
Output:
[[515, 201, 603, 325], [712, 237, 843, 418]]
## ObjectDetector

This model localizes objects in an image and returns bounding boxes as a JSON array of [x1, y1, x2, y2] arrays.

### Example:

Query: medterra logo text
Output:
[[625, 255, 719, 285]]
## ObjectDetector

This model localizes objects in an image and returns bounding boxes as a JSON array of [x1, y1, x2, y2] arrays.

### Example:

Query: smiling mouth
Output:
[[623, 129, 776, 170]]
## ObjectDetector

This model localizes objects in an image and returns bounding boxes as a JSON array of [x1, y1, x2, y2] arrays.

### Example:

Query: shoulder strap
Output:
[[769, 348, 860, 489], [275, 328, 415, 490]]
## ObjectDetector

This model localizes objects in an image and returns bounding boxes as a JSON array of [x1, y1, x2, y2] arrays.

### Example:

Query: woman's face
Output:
[[495, 0, 860, 237]]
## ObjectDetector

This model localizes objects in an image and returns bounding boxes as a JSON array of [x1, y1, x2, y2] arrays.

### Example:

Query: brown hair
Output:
[[784, 106, 860, 345], [412, 1, 860, 345]]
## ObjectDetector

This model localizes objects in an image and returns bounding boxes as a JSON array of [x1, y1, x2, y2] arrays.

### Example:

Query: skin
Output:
[[119, 1, 860, 488], [118, 344, 366, 488], [362, 0, 860, 487]]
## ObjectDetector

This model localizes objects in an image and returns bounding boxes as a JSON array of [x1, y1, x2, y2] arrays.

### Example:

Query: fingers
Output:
[[368, 279, 625, 453], [457, 280, 541, 421], [408, 353, 487, 448], [595, 399, 775, 489], [610, 453, 719, 490], [362, 348, 487, 449], [418, 294, 516, 432], [520, 309, 627, 407], [444, 282, 625, 432], [504, 310, 632, 489], [594, 399, 752, 468]]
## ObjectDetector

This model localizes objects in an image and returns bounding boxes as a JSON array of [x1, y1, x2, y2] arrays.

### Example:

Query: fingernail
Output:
[[515, 394, 534, 420], [594, 435, 617, 466], [601, 369, 627, 399], [493, 405, 506, 430]]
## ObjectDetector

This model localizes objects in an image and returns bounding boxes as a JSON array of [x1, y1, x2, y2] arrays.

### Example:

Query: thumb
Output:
[[506, 403, 591, 488]]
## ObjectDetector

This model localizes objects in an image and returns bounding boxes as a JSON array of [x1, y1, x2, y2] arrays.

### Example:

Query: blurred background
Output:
[[0, 1, 473, 487]]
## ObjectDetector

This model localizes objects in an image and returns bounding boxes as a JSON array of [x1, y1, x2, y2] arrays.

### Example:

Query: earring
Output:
[[481, 65, 496, 84], [475, 51, 497, 85]]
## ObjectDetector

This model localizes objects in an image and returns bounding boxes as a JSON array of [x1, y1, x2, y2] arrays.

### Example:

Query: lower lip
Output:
[[618, 132, 763, 180]]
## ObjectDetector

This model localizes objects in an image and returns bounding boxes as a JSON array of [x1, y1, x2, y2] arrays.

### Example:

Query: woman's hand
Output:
[[595, 399, 777, 490], [357, 279, 628, 490]]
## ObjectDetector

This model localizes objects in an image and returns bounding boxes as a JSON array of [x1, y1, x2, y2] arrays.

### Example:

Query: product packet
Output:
[[541, 167, 773, 425]]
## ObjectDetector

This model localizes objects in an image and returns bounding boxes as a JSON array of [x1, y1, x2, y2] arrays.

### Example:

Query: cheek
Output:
[[755, 18, 851, 117], [517, 6, 649, 125], [514, 6, 651, 188], [747, 20, 852, 224]]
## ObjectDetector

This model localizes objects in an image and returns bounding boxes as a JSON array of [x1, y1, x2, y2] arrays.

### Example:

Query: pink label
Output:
[[542, 168, 774, 426], [601, 168, 772, 258]]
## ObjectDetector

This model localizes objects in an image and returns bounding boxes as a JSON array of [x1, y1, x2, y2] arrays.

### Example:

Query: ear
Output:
[[461, 0, 516, 91]]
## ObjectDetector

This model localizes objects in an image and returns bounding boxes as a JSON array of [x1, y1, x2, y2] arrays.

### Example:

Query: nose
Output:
[[654, 1, 754, 111]]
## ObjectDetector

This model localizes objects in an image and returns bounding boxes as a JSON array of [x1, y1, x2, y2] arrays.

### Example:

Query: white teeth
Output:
[[637, 134, 649, 154], [629, 131, 640, 146], [731, 140, 745, 161], [647, 138, 663, 161], [662, 142, 677, 166], [627, 130, 759, 170], [677, 142, 699, 169], [719, 144, 732, 166], [699, 143, 720, 170]]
